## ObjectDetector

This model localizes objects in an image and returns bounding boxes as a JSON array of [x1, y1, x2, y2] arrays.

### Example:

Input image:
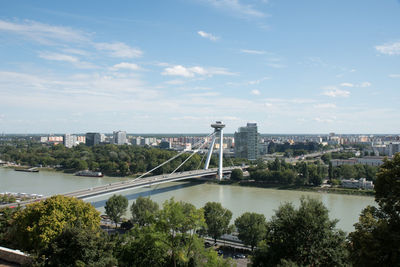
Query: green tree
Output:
[[0, 207, 20, 248], [36, 224, 116, 267], [328, 161, 333, 181], [348, 153, 400, 266], [156, 198, 205, 267], [230, 168, 243, 180], [339, 164, 356, 179], [234, 212, 267, 250], [12, 195, 100, 252], [321, 153, 332, 164], [130, 196, 159, 227], [115, 225, 168, 267], [105, 194, 128, 227], [252, 197, 348, 266], [203, 202, 232, 243]]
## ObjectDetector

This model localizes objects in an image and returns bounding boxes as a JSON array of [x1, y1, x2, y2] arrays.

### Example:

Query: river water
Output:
[[0, 167, 375, 233]]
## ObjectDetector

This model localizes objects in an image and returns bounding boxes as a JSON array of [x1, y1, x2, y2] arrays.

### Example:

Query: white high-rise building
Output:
[[64, 134, 77, 148], [113, 131, 127, 145], [388, 142, 400, 156]]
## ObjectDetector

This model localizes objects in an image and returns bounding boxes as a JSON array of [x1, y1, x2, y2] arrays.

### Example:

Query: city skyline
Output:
[[1, 1, 400, 134]]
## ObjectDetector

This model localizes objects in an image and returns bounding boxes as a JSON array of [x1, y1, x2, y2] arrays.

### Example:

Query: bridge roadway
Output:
[[0, 167, 242, 209]]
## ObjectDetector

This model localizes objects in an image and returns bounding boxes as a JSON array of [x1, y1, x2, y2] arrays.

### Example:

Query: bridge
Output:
[[0, 121, 248, 209]]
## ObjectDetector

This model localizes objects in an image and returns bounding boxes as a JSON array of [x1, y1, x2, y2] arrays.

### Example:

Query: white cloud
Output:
[[375, 42, 400, 55], [267, 63, 286, 68], [162, 65, 195, 77], [251, 89, 261, 95], [389, 74, 400, 78], [62, 48, 89, 56], [39, 52, 79, 63], [187, 92, 220, 97], [203, 0, 266, 18], [322, 88, 350, 98], [0, 70, 157, 100], [314, 117, 335, 123], [38, 51, 97, 69], [111, 62, 140, 71], [0, 19, 89, 44], [248, 77, 270, 85], [162, 65, 234, 78], [198, 31, 219, 41], [314, 103, 336, 109], [340, 82, 354, 87], [240, 49, 266, 55], [165, 79, 186, 85], [340, 82, 371, 88], [359, 82, 371, 87], [95, 42, 143, 58]]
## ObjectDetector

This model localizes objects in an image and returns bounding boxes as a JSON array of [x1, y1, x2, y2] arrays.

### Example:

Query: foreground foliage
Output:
[[235, 212, 267, 251], [34, 225, 116, 267], [105, 194, 128, 227], [252, 197, 348, 266], [203, 202, 233, 243], [116, 198, 231, 267], [130, 196, 159, 226], [348, 153, 400, 266], [11, 195, 100, 252]]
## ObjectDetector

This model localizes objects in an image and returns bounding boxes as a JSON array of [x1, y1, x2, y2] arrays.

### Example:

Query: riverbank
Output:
[[210, 180, 374, 197]]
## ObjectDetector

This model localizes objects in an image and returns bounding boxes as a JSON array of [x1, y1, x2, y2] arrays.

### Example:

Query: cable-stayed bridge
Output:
[[1, 121, 247, 208]]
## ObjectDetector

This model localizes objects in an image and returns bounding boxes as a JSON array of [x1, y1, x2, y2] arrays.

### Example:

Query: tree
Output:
[[117, 200, 231, 267], [253, 197, 348, 266], [36, 224, 117, 267], [105, 194, 128, 227], [130, 196, 159, 227], [203, 202, 232, 243], [234, 212, 267, 250], [374, 153, 400, 223], [12, 195, 100, 252], [328, 161, 333, 181], [321, 153, 332, 164], [348, 153, 400, 266], [339, 164, 356, 179], [230, 168, 243, 180], [0, 207, 20, 248], [156, 198, 205, 267], [115, 225, 168, 267]]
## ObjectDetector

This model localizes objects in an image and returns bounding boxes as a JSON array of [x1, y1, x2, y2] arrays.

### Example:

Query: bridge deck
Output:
[[0, 167, 243, 209]]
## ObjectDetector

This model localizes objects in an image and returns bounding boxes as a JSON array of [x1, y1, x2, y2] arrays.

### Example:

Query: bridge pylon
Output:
[[204, 121, 225, 180]]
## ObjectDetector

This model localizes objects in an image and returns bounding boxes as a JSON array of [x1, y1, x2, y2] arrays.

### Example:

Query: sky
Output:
[[0, 0, 400, 134]]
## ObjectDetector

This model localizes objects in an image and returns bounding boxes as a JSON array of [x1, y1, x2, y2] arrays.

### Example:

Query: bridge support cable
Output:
[[133, 132, 215, 181], [169, 135, 213, 176], [196, 149, 208, 170]]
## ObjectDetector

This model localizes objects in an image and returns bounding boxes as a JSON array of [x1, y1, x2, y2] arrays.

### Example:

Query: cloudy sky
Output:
[[1, 0, 399, 134]]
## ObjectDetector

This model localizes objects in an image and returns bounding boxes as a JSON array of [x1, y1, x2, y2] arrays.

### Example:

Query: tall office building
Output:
[[113, 131, 127, 145], [85, 132, 101, 146], [234, 122, 259, 160]]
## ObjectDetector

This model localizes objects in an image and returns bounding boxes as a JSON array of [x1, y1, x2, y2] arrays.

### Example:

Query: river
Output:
[[0, 167, 375, 233]]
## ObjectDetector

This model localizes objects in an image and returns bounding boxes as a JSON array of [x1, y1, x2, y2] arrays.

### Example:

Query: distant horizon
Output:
[[2, 132, 399, 136]]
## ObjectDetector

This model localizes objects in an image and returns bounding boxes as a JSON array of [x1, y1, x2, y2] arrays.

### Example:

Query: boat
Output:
[[75, 170, 104, 177], [14, 167, 39, 172]]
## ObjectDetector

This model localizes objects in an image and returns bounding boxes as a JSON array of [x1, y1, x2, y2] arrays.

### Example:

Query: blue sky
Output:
[[0, 0, 399, 134]]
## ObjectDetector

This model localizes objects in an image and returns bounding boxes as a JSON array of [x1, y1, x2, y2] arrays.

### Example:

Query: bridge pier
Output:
[[204, 121, 225, 180]]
